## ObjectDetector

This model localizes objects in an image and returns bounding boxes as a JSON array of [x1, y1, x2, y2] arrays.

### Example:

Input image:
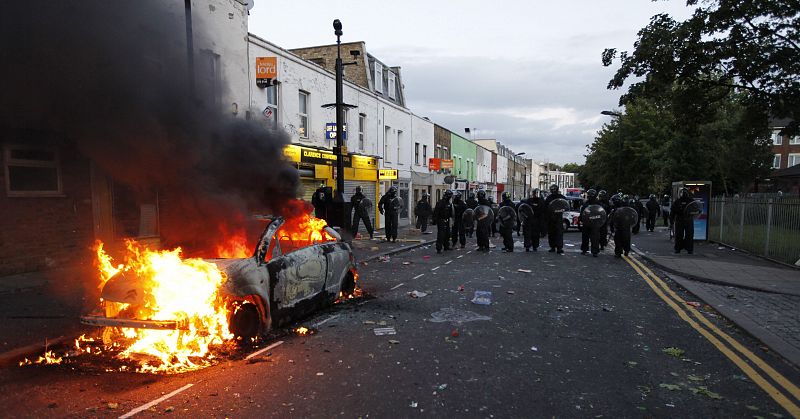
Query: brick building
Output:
[[770, 119, 800, 171]]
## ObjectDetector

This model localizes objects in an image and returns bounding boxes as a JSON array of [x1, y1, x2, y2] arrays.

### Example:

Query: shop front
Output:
[[283, 144, 380, 217]]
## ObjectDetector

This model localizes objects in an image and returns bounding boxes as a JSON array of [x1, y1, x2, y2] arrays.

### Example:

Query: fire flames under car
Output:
[[79, 213, 358, 373]]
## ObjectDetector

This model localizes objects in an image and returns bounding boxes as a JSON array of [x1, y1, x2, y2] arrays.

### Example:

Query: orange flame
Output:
[[19, 350, 63, 366], [215, 230, 251, 258], [95, 240, 232, 373]]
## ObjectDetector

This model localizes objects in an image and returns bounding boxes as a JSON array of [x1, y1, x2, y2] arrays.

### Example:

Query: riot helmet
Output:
[[388, 186, 398, 196], [468, 191, 476, 199], [649, 194, 656, 200], [443, 189, 453, 199], [549, 184, 559, 194], [355, 185, 362, 194], [530, 188, 540, 198], [477, 189, 486, 200], [587, 189, 598, 199], [679, 187, 689, 198], [610, 194, 622, 206], [598, 190, 608, 199], [454, 191, 463, 200], [502, 191, 512, 201]]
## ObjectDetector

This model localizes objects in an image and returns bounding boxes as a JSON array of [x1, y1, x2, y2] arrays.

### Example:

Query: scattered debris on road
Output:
[[408, 290, 428, 298], [662, 347, 686, 358], [517, 269, 532, 273], [374, 327, 397, 336], [471, 291, 492, 305], [430, 308, 491, 324]]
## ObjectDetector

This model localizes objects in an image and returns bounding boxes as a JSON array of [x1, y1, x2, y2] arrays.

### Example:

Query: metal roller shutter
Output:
[[344, 180, 377, 227], [300, 179, 319, 202]]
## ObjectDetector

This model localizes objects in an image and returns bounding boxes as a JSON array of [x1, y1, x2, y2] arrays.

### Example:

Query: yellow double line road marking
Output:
[[622, 253, 800, 417]]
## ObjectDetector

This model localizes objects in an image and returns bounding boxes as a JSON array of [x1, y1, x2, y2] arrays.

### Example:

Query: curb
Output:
[[664, 271, 800, 368], [0, 335, 75, 368], [358, 240, 432, 264], [630, 247, 799, 296]]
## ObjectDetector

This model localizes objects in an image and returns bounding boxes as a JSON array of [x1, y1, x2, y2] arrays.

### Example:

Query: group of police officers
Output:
[[341, 183, 700, 257]]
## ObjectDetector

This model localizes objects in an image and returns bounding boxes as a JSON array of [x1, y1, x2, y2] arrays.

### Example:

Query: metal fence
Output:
[[709, 197, 800, 266]]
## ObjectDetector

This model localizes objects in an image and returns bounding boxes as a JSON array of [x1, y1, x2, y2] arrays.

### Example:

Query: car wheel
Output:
[[340, 272, 356, 297], [230, 302, 261, 342]]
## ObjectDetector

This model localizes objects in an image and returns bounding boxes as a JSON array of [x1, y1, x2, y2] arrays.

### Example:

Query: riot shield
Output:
[[462, 208, 475, 227], [517, 203, 534, 224], [580, 204, 607, 229], [474, 205, 495, 226], [497, 206, 517, 229], [359, 197, 373, 212], [391, 197, 404, 212], [548, 198, 570, 221], [612, 206, 638, 228], [684, 200, 702, 218]]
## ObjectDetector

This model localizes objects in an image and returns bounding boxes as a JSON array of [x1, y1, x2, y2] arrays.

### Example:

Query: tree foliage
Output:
[[583, 88, 772, 196], [603, 0, 800, 128]]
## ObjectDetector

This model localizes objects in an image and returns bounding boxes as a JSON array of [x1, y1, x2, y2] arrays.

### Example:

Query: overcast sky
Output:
[[248, 0, 694, 165]]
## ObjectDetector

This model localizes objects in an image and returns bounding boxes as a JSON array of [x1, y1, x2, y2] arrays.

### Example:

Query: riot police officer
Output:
[[579, 189, 602, 257], [518, 188, 545, 251], [609, 194, 633, 257], [466, 191, 478, 209], [475, 190, 492, 252], [498, 191, 516, 252], [451, 191, 468, 249], [433, 190, 454, 254], [350, 186, 374, 239], [544, 184, 566, 253], [671, 187, 695, 254], [632, 195, 646, 234], [415, 192, 433, 234], [645, 194, 661, 232], [378, 186, 400, 242], [312, 183, 329, 221], [598, 190, 611, 250]]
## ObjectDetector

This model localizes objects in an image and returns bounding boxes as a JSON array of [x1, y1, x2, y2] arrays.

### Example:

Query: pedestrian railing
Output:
[[709, 197, 800, 266]]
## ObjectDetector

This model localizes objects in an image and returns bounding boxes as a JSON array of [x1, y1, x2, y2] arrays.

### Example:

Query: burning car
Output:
[[80, 211, 357, 372]]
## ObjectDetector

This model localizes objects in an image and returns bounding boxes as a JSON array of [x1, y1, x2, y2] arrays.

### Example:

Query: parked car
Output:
[[563, 196, 583, 231], [82, 215, 358, 341]]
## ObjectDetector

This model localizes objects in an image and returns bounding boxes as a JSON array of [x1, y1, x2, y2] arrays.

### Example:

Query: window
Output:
[[443, 146, 449, 160], [773, 154, 781, 169], [790, 136, 800, 145], [374, 62, 383, 93], [435, 145, 441, 159], [772, 131, 782, 145], [414, 142, 420, 165], [397, 130, 403, 165], [298, 91, 309, 138], [4, 145, 62, 196], [358, 114, 366, 151], [387, 71, 396, 100], [384, 126, 391, 163], [423, 145, 428, 166], [789, 153, 800, 167], [263, 85, 278, 128]]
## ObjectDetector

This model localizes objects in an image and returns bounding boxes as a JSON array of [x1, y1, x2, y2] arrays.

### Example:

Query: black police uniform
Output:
[[598, 197, 611, 249], [433, 197, 453, 253], [378, 190, 400, 242], [645, 197, 660, 232], [610, 200, 632, 257], [579, 196, 602, 256], [350, 190, 374, 238], [522, 196, 546, 251], [632, 199, 646, 234], [498, 197, 516, 252], [415, 197, 433, 233], [544, 192, 566, 252], [451, 196, 467, 248], [671, 195, 695, 253], [476, 195, 492, 251], [312, 186, 328, 221]]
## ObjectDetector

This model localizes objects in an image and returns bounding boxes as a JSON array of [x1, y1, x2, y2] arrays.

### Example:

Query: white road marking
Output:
[[245, 340, 285, 360], [412, 274, 425, 280], [456, 255, 464, 259], [118, 384, 194, 419], [431, 266, 440, 271], [444, 260, 453, 265], [312, 314, 341, 328], [390, 283, 405, 290]]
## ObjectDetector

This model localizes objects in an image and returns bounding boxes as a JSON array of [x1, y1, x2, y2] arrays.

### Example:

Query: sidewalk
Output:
[[631, 225, 800, 367], [348, 225, 433, 262]]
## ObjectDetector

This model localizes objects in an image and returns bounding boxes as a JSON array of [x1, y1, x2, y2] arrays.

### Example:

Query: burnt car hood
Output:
[[100, 257, 258, 305]]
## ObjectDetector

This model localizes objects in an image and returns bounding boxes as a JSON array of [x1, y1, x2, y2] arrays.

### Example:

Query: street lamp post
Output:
[[333, 20, 346, 206], [601, 110, 623, 191], [513, 152, 525, 199]]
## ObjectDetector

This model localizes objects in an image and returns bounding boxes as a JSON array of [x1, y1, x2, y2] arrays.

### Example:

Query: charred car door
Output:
[[269, 244, 327, 313]]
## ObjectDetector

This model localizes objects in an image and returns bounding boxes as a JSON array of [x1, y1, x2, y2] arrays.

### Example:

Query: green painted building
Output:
[[450, 132, 477, 182]]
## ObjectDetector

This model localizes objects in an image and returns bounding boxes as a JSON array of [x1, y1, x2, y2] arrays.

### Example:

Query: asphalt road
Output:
[[1, 233, 799, 418]]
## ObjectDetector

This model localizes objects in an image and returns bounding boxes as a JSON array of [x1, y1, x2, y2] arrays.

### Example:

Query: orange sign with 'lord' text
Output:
[[256, 57, 277, 80]]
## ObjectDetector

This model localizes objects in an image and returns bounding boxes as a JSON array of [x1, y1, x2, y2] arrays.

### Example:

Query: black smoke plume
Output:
[[0, 1, 299, 254]]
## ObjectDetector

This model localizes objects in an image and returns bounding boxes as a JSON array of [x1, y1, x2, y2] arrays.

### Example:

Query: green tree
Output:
[[602, 0, 800, 129]]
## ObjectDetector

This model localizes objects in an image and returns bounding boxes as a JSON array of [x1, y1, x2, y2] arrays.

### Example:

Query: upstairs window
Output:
[[423, 145, 428, 166], [358, 114, 366, 151], [772, 131, 782, 145], [4, 145, 62, 197], [298, 90, 309, 139], [374, 62, 383, 94], [264, 85, 278, 128], [414, 142, 420, 165], [773, 154, 781, 169], [387, 71, 396, 100]]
